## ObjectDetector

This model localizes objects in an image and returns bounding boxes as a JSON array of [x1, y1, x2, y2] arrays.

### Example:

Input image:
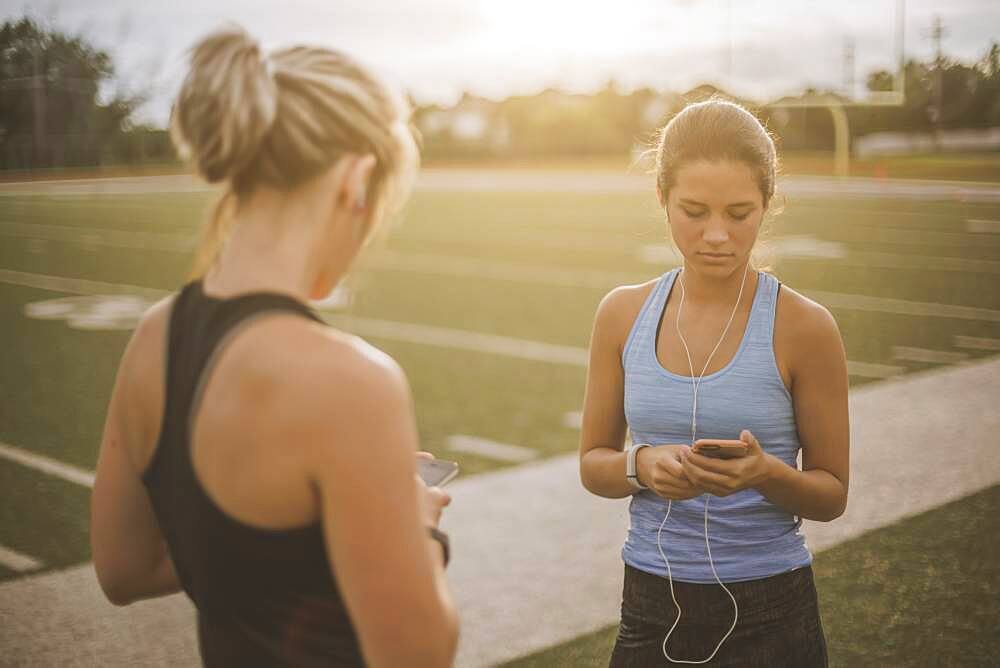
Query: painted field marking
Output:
[[966, 219, 1000, 234], [0, 268, 166, 300], [809, 289, 1000, 323], [2, 269, 993, 376], [845, 251, 1000, 275], [846, 360, 906, 379], [563, 411, 583, 430], [0, 545, 43, 573], [365, 250, 646, 290], [0, 221, 194, 252], [446, 435, 539, 463], [326, 315, 590, 367], [0, 441, 95, 488], [892, 346, 969, 365], [954, 335, 1000, 351]]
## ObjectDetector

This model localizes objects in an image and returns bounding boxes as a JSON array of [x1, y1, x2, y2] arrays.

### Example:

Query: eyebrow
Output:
[[679, 198, 757, 208]]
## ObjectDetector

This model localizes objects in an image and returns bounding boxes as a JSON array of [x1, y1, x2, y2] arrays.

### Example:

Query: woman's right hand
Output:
[[418, 482, 451, 527], [636, 444, 704, 500], [415, 451, 452, 527]]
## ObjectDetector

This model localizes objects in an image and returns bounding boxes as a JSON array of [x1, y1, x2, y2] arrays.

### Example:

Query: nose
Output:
[[703, 216, 729, 246]]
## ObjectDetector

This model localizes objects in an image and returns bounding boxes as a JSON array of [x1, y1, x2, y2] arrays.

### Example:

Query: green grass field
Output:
[[1, 176, 999, 586], [502, 484, 1000, 667]]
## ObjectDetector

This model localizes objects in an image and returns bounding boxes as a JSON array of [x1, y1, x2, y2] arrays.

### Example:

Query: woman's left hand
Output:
[[681, 430, 775, 497]]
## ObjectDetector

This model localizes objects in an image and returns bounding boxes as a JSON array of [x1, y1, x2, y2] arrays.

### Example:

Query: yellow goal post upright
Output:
[[764, 0, 907, 177]]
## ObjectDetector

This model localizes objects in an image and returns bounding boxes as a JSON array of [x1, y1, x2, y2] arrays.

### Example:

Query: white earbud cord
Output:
[[656, 261, 750, 664]]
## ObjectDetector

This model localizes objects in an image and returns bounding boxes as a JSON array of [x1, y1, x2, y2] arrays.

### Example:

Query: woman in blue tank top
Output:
[[579, 100, 849, 666]]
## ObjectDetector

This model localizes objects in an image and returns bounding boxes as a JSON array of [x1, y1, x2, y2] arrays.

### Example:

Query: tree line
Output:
[[2, 16, 998, 170]]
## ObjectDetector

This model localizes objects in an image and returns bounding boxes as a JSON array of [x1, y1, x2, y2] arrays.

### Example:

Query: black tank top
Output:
[[141, 281, 365, 667]]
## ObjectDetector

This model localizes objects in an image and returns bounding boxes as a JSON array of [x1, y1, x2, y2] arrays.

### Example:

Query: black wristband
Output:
[[427, 527, 450, 567]]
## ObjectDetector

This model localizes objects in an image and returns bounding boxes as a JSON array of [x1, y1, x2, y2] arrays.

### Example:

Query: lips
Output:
[[699, 252, 733, 258]]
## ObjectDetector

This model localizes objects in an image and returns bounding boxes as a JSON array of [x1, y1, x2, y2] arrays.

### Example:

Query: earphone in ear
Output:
[[353, 182, 367, 213]]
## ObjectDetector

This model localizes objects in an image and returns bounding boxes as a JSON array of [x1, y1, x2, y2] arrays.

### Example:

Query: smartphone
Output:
[[692, 439, 748, 460], [417, 458, 460, 487]]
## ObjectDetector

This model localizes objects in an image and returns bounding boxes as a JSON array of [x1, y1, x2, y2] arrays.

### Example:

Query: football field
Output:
[[1, 170, 999, 584]]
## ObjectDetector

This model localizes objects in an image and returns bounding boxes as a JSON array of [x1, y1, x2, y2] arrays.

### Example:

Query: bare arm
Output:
[[299, 340, 457, 668], [579, 285, 702, 502], [757, 303, 850, 520], [578, 288, 639, 498], [91, 310, 181, 605]]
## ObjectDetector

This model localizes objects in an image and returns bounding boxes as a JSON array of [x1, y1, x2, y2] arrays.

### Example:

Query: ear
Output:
[[342, 154, 377, 213]]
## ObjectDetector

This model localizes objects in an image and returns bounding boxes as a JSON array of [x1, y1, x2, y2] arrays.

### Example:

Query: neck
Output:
[[678, 259, 756, 306], [204, 191, 328, 302]]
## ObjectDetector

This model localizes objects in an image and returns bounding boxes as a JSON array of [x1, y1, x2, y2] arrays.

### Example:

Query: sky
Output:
[[3, 0, 998, 126]]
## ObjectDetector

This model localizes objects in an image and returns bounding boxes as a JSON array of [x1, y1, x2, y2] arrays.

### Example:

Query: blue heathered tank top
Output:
[[621, 268, 812, 583]]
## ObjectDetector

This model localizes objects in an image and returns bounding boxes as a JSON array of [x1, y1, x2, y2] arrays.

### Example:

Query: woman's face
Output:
[[663, 159, 765, 277]]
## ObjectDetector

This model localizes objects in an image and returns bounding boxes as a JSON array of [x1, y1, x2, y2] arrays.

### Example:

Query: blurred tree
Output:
[[866, 70, 895, 92], [0, 16, 150, 169]]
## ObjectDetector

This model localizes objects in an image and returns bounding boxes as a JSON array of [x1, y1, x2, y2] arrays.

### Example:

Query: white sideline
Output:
[[2, 269, 981, 378], [892, 346, 969, 365], [447, 435, 538, 463], [0, 441, 95, 488], [0, 545, 43, 573], [966, 218, 1000, 234], [954, 334, 1000, 351]]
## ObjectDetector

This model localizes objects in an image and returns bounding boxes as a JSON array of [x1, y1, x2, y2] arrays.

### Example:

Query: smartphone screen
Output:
[[417, 458, 460, 487]]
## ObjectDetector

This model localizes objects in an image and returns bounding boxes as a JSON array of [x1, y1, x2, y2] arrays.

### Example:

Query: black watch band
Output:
[[427, 527, 450, 567]]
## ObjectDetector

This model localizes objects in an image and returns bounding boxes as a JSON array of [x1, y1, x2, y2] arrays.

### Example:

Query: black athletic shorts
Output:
[[609, 563, 828, 667]]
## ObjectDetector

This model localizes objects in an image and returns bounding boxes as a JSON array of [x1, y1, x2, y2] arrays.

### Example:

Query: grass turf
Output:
[[0, 184, 998, 583]]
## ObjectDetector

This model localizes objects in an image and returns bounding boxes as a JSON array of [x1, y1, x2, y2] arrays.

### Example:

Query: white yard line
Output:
[[892, 346, 970, 365], [5, 172, 1000, 200], [3, 269, 989, 374], [446, 436, 539, 463], [326, 314, 590, 366], [954, 334, 1000, 351], [0, 268, 167, 299], [0, 441, 95, 488], [0, 545, 43, 573], [810, 289, 1000, 323], [966, 219, 1000, 234], [10, 219, 1000, 277], [563, 411, 583, 430], [846, 360, 906, 379], [366, 250, 646, 290]]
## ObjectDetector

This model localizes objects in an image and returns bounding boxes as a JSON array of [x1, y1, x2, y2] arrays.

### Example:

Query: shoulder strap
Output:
[[752, 272, 781, 345], [159, 282, 324, 452], [622, 268, 677, 367]]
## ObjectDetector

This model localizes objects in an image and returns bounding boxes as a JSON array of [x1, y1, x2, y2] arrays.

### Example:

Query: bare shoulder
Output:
[[774, 282, 846, 379], [593, 278, 660, 349], [229, 316, 411, 444], [243, 316, 407, 402], [109, 295, 176, 467], [125, 295, 174, 360], [774, 283, 842, 343]]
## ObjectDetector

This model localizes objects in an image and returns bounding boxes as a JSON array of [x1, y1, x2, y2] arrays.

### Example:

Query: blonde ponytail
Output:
[[170, 25, 418, 278]]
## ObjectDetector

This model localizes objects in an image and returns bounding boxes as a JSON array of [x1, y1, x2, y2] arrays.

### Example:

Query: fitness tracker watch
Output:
[[626, 443, 651, 491], [428, 527, 450, 567]]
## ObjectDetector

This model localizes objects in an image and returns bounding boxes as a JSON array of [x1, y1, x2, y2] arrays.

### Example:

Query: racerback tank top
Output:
[[621, 268, 812, 583], [142, 281, 365, 666]]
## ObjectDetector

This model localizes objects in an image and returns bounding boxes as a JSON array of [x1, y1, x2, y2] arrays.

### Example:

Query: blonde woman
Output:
[[580, 100, 848, 666], [90, 27, 458, 667]]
